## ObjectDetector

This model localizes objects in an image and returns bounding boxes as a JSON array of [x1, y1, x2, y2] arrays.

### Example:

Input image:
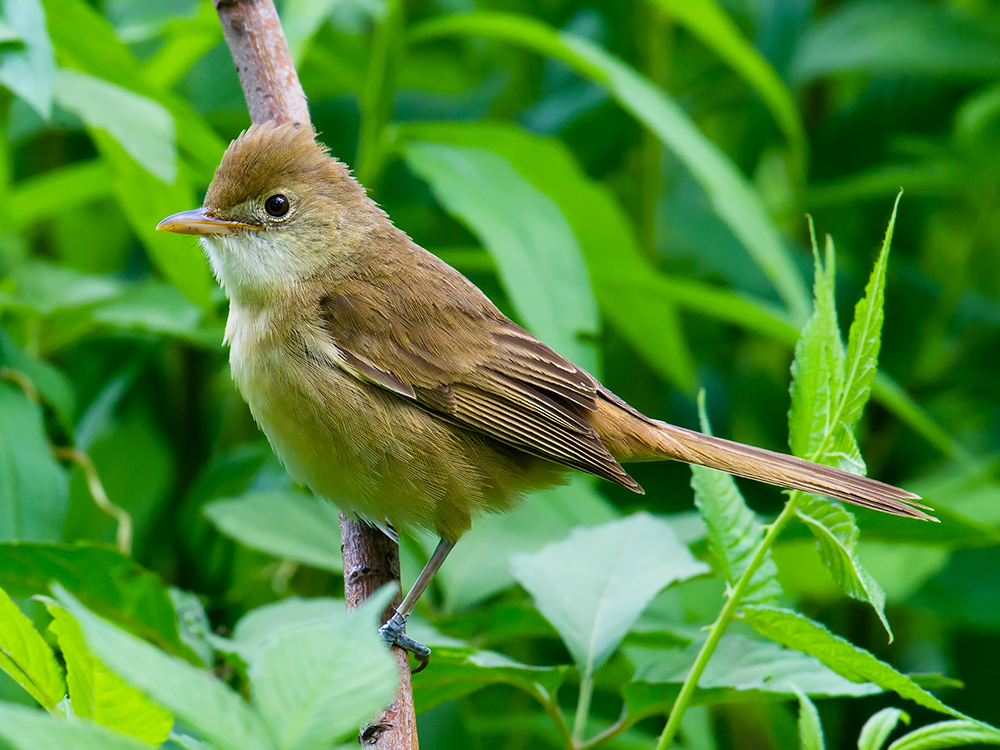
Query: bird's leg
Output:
[[379, 537, 455, 672]]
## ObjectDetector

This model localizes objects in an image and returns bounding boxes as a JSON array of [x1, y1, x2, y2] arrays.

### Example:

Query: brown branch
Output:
[[210, 2, 416, 747]]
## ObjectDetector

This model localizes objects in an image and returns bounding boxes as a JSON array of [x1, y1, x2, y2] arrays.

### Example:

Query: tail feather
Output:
[[652, 422, 935, 521]]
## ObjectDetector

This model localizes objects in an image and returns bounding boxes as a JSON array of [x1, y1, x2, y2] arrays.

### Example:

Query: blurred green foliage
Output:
[[2, 0, 1000, 748]]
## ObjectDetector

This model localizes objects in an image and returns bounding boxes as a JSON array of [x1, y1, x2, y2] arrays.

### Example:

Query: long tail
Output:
[[591, 396, 936, 522]]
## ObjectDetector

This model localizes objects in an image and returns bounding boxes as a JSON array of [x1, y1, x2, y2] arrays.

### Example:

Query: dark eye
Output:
[[264, 194, 289, 217]]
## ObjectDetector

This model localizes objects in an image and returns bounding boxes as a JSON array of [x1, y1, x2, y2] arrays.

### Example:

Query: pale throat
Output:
[[199, 230, 310, 307]]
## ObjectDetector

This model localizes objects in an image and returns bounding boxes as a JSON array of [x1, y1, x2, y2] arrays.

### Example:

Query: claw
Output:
[[379, 611, 431, 673]]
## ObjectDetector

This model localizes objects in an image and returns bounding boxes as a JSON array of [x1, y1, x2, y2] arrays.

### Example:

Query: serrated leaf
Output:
[[691, 391, 781, 605], [887, 720, 1000, 750], [841, 194, 900, 433], [741, 606, 962, 718], [624, 633, 880, 715], [798, 691, 826, 750], [47, 603, 173, 746], [0, 586, 64, 709], [0, 543, 195, 660], [53, 585, 274, 750], [858, 707, 910, 750], [249, 610, 397, 750], [0, 702, 151, 750], [510, 513, 708, 675], [203, 492, 343, 572]]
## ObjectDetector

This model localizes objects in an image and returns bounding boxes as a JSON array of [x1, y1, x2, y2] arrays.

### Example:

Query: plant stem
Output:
[[573, 669, 595, 744], [536, 684, 575, 750], [654, 496, 800, 750], [357, 0, 404, 187]]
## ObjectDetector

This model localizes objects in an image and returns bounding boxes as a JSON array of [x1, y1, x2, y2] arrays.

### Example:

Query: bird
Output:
[[157, 121, 933, 667]]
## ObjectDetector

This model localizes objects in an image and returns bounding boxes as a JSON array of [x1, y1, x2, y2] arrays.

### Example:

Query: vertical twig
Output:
[[210, 2, 417, 747]]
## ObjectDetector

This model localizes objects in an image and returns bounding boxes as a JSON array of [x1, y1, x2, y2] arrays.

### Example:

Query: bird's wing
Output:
[[316, 261, 638, 491]]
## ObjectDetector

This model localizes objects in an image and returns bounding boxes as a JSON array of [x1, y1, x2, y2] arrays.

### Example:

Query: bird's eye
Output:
[[264, 194, 289, 217]]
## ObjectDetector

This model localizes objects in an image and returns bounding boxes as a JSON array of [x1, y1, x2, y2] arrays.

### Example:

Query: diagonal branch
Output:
[[210, 2, 417, 747]]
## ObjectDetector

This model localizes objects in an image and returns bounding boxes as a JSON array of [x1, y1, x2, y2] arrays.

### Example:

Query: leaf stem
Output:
[[535, 683, 576, 750], [54, 448, 133, 555], [573, 669, 595, 743], [655, 496, 800, 750]]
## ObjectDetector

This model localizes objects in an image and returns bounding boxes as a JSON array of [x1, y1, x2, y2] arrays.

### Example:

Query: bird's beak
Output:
[[156, 207, 260, 236]]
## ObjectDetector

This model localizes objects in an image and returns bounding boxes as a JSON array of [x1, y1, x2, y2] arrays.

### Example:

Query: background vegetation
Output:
[[2, 0, 1000, 748]]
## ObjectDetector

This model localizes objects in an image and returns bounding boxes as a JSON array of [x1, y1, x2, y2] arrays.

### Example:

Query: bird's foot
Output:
[[379, 611, 431, 673]]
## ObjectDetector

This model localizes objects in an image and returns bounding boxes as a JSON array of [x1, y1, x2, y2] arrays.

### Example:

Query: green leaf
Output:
[[411, 12, 811, 322], [9, 259, 123, 316], [283, 0, 341, 64], [858, 708, 910, 750], [430, 475, 617, 612], [249, 609, 398, 750], [887, 720, 1000, 750], [412, 645, 568, 714], [741, 606, 963, 718], [7, 160, 113, 233], [791, 1, 1000, 83], [0, 382, 68, 543], [53, 585, 275, 750], [0, 543, 195, 660], [649, 0, 806, 166], [624, 633, 880, 715], [91, 281, 208, 340], [0, 0, 54, 117], [0, 702, 152, 750], [46, 603, 173, 746], [399, 120, 695, 390], [797, 691, 825, 750], [510, 513, 708, 675], [0, 586, 64, 709], [53, 69, 177, 184], [233, 598, 344, 658], [91, 131, 213, 309], [203, 492, 343, 573], [403, 140, 599, 370], [0, 322, 75, 430], [691, 391, 781, 605], [841, 194, 900, 434]]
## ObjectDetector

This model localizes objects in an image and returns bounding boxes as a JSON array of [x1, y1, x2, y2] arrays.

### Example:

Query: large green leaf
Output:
[[0, 328, 74, 430], [203, 491, 343, 573], [412, 645, 568, 714], [510, 513, 708, 675], [400, 120, 695, 391], [403, 140, 599, 370], [0, 382, 68, 543], [7, 160, 113, 233], [53, 69, 176, 184], [624, 633, 880, 716], [0, 543, 194, 660], [741, 606, 963, 718], [411, 12, 810, 322], [54, 586, 275, 750], [430, 475, 617, 613], [691, 393, 781, 605], [0, 0, 54, 117], [791, 0, 1000, 83], [0, 702, 152, 750], [249, 610, 398, 750], [649, 0, 806, 165], [0, 586, 64, 710], [47, 603, 173, 746]]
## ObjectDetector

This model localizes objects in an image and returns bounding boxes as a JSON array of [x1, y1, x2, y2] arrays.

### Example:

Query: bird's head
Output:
[[157, 121, 379, 304]]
